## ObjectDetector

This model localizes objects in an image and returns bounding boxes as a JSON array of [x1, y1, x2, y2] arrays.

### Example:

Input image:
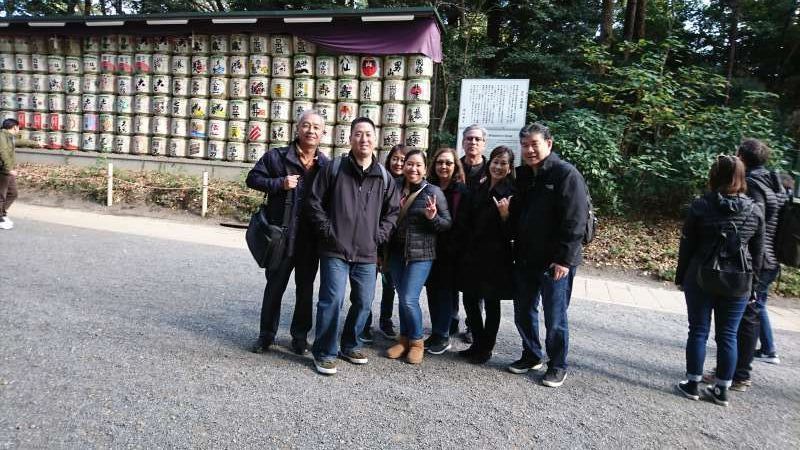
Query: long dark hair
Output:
[[384, 144, 407, 174]]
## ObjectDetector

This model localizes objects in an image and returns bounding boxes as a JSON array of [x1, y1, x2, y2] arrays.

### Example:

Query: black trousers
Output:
[[463, 293, 500, 352], [734, 301, 761, 381], [0, 172, 18, 217], [258, 235, 318, 343]]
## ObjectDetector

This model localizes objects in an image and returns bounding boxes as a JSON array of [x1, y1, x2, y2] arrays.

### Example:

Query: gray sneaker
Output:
[[314, 359, 337, 375], [339, 350, 369, 365], [542, 368, 567, 388]]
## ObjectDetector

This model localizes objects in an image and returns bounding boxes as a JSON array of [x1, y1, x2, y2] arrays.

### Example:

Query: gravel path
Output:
[[1, 219, 798, 448]]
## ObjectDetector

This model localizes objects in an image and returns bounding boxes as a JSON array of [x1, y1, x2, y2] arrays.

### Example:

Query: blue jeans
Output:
[[312, 257, 377, 362], [756, 268, 780, 354], [513, 266, 576, 370], [389, 254, 433, 341], [426, 286, 458, 339], [683, 278, 748, 387]]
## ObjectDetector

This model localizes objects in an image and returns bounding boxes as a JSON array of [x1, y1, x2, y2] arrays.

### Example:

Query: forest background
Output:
[[4, 0, 800, 294]]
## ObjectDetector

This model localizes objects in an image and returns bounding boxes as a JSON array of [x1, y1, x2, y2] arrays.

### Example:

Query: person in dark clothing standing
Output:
[[675, 155, 764, 407], [457, 146, 516, 364], [0, 118, 45, 230], [245, 111, 330, 355], [507, 123, 589, 388]]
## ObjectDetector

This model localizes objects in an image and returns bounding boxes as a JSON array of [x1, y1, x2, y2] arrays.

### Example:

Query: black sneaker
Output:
[[508, 356, 544, 374], [458, 345, 479, 358], [314, 359, 337, 375], [251, 337, 273, 354], [380, 322, 397, 339], [339, 350, 369, 365], [427, 337, 451, 355], [449, 320, 459, 336], [423, 336, 435, 349], [468, 350, 492, 364], [754, 350, 781, 364], [290, 338, 309, 355], [360, 328, 374, 344], [542, 368, 567, 388], [704, 385, 729, 406], [676, 380, 700, 400]]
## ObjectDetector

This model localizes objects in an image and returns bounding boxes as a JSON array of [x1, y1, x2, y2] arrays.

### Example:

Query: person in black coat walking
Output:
[[457, 145, 516, 364]]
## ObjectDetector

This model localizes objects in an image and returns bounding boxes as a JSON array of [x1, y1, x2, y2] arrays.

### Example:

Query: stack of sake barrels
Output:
[[0, 33, 434, 163]]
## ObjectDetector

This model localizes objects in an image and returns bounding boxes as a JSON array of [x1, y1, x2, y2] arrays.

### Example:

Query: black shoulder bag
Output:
[[246, 183, 294, 271], [695, 203, 755, 297]]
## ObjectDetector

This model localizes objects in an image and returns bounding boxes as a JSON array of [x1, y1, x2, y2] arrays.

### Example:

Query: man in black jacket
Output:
[[245, 110, 330, 355], [306, 117, 400, 375], [507, 122, 588, 388]]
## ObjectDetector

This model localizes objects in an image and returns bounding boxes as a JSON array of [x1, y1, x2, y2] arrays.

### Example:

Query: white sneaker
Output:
[[0, 218, 12, 230]]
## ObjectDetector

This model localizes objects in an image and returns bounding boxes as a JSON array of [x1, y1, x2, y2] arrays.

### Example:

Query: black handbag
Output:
[[246, 187, 294, 271], [695, 204, 754, 298]]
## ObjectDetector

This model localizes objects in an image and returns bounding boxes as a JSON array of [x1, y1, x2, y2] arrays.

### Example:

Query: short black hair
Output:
[[737, 138, 770, 167], [489, 145, 516, 180], [350, 116, 376, 132], [2, 118, 19, 130], [519, 122, 552, 140]]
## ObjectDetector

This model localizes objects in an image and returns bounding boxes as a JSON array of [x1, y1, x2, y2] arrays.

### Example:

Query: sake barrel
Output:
[[229, 77, 248, 99], [209, 55, 228, 76], [320, 124, 335, 146], [292, 101, 314, 122], [206, 139, 225, 160], [383, 79, 405, 103], [249, 98, 269, 120], [113, 135, 131, 154], [227, 120, 246, 142], [270, 100, 291, 122], [171, 97, 189, 118], [169, 55, 189, 76], [190, 76, 209, 97], [15, 37, 31, 54], [191, 35, 210, 54], [271, 56, 291, 78], [134, 54, 152, 74], [82, 133, 98, 151], [31, 74, 47, 93], [336, 102, 358, 125], [115, 115, 133, 135], [230, 34, 249, 55], [82, 54, 100, 74], [380, 127, 403, 150], [98, 113, 115, 133], [133, 115, 151, 135], [228, 99, 248, 120], [0, 73, 15, 92], [293, 37, 316, 55], [172, 77, 190, 97], [207, 119, 227, 140], [153, 37, 172, 54], [313, 102, 336, 124], [270, 35, 292, 56], [315, 55, 336, 78], [225, 141, 245, 162], [99, 54, 117, 74], [170, 118, 188, 137], [135, 37, 153, 53], [189, 119, 207, 139], [293, 55, 314, 77], [336, 79, 358, 101], [0, 54, 13, 72], [152, 75, 171, 94], [0, 93, 16, 109], [337, 55, 358, 77], [208, 98, 228, 119], [318, 146, 332, 159], [65, 56, 82, 75], [187, 138, 206, 159], [315, 78, 336, 101], [95, 93, 116, 112], [64, 95, 80, 113], [0, 37, 11, 53], [149, 135, 167, 156], [46, 36, 64, 55], [131, 134, 149, 154], [247, 121, 267, 143], [173, 37, 191, 55], [248, 76, 269, 97], [133, 95, 151, 115], [65, 76, 82, 95], [99, 35, 118, 53], [210, 35, 229, 54], [383, 55, 406, 79], [30, 54, 46, 73], [191, 55, 209, 76], [359, 80, 382, 103], [154, 54, 172, 75], [15, 54, 32, 72], [333, 147, 350, 158], [133, 74, 152, 94], [249, 54, 271, 76], [359, 56, 382, 80], [406, 103, 431, 126], [117, 55, 133, 75], [29, 37, 46, 54], [333, 124, 351, 147], [407, 55, 434, 78], [246, 142, 267, 162], [116, 75, 133, 95], [65, 37, 82, 56], [381, 102, 405, 126], [168, 138, 188, 157], [81, 94, 98, 112], [270, 78, 292, 100], [359, 103, 381, 126], [46, 113, 65, 131], [116, 96, 133, 114], [270, 121, 290, 143], [151, 95, 170, 116], [404, 126, 429, 149], [47, 94, 65, 112], [47, 55, 66, 74], [64, 114, 82, 132], [82, 74, 99, 94], [406, 79, 431, 103], [151, 115, 169, 136], [30, 93, 47, 111], [63, 132, 80, 150], [46, 131, 64, 149], [189, 98, 208, 118], [250, 34, 270, 54], [209, 77, 228, 97], [29, 114, 44, 130], [15, 74, 32, 92], [229, 55, 248, 77]]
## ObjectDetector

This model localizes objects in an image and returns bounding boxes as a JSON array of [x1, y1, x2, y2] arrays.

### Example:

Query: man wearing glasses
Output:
[[460, 124, 489, 190]]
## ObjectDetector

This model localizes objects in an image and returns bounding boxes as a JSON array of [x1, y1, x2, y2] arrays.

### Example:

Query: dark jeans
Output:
[[463, 293, 501, 352], [0, 172, 18, 217], [683, 278, 748, 387], [756, 268, 780, 354], [426, 286, 458, 339], [364, 272, 396, 331], [513, 266, 576, 370], [734, 301, 760, 381], [258, 236, 318, 343]]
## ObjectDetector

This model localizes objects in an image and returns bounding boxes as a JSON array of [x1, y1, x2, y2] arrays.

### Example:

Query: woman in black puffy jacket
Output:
[[675, 155, 764, 407]]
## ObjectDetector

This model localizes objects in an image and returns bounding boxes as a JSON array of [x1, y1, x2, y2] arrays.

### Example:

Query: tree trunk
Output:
[[84, 0, 92, 15], [725, 0, 740, 103], [4, 0, 14, 16], [634, 0, 647, 40], [114, 0, 122, 14], [600, 0, 615, 43], [486, 0, 503, 73], [623, 0, 638, 42]]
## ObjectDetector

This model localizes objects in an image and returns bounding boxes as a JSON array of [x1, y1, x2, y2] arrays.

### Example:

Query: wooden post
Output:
[[201, 171, 209, 217], [106, 163, 113, 207]]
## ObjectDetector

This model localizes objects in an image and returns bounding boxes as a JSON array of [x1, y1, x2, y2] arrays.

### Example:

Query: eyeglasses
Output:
[[465, 136, 483, 142], [435, 160, 454, 166]]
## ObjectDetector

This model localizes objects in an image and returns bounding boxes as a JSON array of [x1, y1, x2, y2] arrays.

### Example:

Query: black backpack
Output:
[[751, 170, 799, 267], [695, 202, 755, 297]]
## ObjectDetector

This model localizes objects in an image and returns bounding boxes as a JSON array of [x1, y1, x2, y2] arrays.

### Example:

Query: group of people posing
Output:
[[246, 111, 589, 388]]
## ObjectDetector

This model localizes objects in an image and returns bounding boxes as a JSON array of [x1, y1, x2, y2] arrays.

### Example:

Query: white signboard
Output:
[[457, 78, 530, 165]]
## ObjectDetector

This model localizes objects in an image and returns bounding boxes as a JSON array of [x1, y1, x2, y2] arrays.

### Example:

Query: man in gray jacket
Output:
[[306, 117, 400, 375]]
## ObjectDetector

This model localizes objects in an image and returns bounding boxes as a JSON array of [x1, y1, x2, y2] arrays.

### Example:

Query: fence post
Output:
[[106, 163, 113, 207], [201, 171, 209, 218]]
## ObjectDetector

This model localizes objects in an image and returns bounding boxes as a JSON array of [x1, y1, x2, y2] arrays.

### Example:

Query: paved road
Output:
[[1, 215, 798, 448]]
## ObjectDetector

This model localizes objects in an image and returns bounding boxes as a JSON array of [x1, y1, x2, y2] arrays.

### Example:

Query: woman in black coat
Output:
[[457, 146, 516, 364]]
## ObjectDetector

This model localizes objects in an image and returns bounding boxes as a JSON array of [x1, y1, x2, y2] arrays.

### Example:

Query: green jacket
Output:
[[0, 129, 38, 175]]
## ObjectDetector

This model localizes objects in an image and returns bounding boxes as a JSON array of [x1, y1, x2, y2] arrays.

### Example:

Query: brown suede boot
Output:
[[386, 336, 409, 359], [406, 339, 425, 364]]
